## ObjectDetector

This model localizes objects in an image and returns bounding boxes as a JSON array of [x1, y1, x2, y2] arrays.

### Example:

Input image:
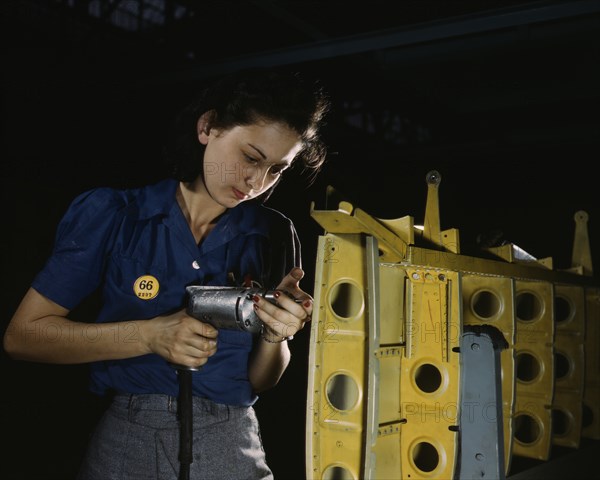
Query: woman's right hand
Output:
[[144, 309, 219, 369], [5, 289, 218, 367]]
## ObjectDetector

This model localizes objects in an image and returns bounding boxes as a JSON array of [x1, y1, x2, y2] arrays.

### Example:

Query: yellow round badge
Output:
[[133, 275, 160, 300]]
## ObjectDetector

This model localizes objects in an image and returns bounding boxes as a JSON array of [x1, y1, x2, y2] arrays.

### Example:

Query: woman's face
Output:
[[198, 121, 302, 208]]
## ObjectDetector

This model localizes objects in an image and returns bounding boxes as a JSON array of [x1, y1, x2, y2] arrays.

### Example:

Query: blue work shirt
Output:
[[32, 178, 301, 406]]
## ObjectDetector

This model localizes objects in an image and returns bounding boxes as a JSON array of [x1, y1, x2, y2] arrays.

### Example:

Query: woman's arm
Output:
[[248, 268, 312, 392], [248, 336, 292, 394], [4, 287, 218, 369]]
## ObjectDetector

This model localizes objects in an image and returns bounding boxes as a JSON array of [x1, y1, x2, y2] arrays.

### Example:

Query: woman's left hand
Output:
[[252, 267, 313, 342]]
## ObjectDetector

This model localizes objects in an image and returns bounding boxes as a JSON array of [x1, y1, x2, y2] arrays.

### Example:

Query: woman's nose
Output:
[[246, 165, 268, 191]]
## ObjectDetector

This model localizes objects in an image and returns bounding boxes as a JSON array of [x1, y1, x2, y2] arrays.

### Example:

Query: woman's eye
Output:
[[244, 153, 286, 176]]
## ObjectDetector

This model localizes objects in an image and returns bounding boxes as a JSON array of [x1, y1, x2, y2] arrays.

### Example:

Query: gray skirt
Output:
[[76, 393, 273, 480]]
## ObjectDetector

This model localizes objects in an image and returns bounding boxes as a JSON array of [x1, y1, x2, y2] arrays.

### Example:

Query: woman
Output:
[[4, 68, 330, 479]]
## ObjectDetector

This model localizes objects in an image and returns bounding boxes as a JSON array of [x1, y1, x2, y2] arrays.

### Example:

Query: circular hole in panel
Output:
[[472, 289, 502, 320], [412, 441, 439, 473], [516, 291, 542, 322], [514, 413, 542, 444], [516, 352, 541, 383], [582, 403, 594, 428], [552, 409, 571, 436], [322, 465, 354, 480], [414, 363, 443, 394], [326, 373, 360, 411], [329, 281, 364, 320], [554, 351, 571, 379], [554, 296, 572, 324]]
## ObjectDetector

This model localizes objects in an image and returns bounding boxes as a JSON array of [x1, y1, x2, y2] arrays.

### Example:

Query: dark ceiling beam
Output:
[[146, 0, 600, 83], [248, 0, 329, 41]]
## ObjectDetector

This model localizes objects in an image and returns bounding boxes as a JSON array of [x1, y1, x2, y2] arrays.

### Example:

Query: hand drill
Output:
[[174, 286, 295, 480]]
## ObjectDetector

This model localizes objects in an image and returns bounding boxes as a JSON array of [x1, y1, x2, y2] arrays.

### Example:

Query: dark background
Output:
[[1, 1, 599, 479]]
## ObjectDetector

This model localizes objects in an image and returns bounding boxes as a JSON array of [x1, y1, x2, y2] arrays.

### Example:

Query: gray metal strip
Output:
[[363, 236, 381, 479], [456, 327, 507, 480]]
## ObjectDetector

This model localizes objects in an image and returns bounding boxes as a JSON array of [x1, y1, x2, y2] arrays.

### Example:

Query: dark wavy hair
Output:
[[163, 67, 330, 201]]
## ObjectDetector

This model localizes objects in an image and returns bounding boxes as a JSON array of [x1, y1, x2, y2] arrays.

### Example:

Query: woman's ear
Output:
[[196, 110, 215, 145]]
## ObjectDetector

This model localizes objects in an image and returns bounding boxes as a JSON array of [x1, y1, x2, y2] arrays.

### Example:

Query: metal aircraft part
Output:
[[306, 171, 598, 479], [457, 326, 507, 480]]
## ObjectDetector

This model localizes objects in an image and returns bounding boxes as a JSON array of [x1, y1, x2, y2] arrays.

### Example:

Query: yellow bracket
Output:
[[423, 170, 442, 246], [571, 210, 593, 276], [310, 186, 410, 263]]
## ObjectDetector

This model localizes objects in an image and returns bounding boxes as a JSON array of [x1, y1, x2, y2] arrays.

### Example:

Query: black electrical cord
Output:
[[177, 369, 194, 480]]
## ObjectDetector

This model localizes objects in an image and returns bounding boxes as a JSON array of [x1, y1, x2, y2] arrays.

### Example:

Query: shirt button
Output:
[[192, 260, 200, 270]]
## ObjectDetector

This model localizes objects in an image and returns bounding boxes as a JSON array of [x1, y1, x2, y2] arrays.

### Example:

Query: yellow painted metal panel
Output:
[[583, 287, 600, 439], [307, 234, 369, 480], [399, 268, 461, 479], [513, 400, 552, 460], [379, 265, 406, 346], [513, 280, 555, 461], [553, 284, 585, 448], [372, 431, 402, 480]]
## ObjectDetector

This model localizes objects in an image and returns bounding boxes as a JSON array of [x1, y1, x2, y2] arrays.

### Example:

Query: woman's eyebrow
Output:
[[248, 144, 267, 160], [248, 143, 291, 166]]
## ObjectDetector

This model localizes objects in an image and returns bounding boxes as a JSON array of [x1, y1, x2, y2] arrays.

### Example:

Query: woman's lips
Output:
[[232, 187, 249, 200]]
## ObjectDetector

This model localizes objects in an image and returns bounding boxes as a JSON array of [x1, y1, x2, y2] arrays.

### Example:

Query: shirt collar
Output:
[[201, 201, 272, 253], [136, 178, 179, 219], [137, 178, 273, 251]]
